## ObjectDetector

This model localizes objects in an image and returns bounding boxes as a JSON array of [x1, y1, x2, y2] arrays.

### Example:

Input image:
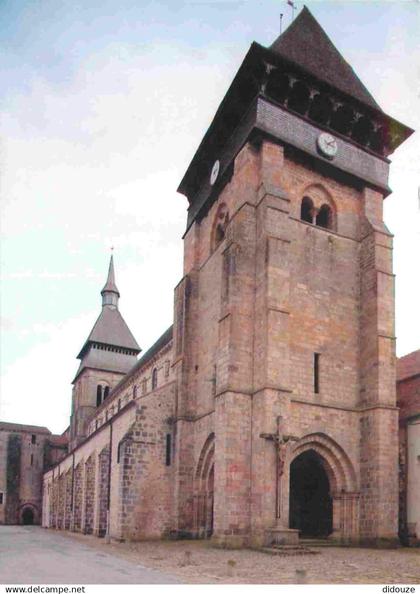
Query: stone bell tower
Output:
[[172, 6, 413, 546], [69, 256, 140, 451]]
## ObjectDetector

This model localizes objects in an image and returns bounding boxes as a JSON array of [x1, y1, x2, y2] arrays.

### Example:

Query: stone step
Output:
[[261, 545, 319, 556], [299, 538, 336, 547]]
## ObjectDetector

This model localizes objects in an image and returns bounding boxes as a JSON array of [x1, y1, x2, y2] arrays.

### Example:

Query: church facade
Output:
[[42, 8, 414, 547]]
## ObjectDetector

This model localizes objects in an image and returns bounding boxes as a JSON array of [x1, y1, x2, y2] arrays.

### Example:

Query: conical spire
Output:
[[75, 254, 140, 365], [101, 255, 120, 308]]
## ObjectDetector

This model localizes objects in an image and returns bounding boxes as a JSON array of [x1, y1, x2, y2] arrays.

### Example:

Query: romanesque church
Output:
[[38, 7, 418, 547]]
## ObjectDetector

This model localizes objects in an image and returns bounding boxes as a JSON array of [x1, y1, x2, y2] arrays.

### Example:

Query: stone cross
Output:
[[260, 415, 298, 519]]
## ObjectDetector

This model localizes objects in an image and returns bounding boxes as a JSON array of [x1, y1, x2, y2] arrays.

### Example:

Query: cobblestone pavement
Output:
[[61, 530, 420, 584]]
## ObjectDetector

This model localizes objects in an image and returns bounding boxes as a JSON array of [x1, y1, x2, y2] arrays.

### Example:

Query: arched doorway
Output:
[[289, 450, 332, 537], [22, 506, 35, 525], [194, 433, 215, 538], [288, 433, 360, 543]]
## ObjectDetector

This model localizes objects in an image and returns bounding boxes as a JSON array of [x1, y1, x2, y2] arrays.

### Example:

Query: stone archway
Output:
[[194, 433, 215, 538], [288, 433, 359, 544], [20, 504, 38, 525], [289, 450, 333, 537]]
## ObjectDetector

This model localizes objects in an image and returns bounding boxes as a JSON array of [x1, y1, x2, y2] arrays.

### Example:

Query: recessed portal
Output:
[[22, 507, 34, 525], [289, 450, 333, 537]]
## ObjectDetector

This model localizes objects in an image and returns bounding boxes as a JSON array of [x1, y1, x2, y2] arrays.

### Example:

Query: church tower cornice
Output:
[[178, 6, 413, 227]]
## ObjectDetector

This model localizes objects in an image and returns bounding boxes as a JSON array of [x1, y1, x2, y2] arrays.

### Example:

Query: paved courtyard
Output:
[[0, 526, 179, 584], [84, 536, 420, 584], [1, 526, 419, 584]]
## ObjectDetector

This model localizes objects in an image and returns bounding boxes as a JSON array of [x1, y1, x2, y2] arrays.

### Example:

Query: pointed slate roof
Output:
[[101, 254, 120, 296], [77, 306, 140, 359], [76, 257, 140, 359], [270, 6, 381, 111]]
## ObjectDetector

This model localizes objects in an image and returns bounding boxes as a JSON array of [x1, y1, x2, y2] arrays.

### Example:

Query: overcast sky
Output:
[[1, 0, 419, 434]]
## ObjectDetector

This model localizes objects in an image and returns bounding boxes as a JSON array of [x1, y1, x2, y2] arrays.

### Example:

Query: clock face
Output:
[[210, 160, 220, 185], [317, 133, 338, 159]]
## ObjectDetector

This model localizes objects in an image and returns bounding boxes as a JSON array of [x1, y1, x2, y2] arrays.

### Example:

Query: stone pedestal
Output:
[[265, 522, 299, 546]]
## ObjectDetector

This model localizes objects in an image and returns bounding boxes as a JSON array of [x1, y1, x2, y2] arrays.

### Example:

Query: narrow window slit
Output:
[[165, 434, 172, 466], [314, 353, 320, 394]]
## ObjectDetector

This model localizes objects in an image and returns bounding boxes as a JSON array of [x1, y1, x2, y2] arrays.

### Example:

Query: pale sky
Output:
[[1, 0, 419, 434]]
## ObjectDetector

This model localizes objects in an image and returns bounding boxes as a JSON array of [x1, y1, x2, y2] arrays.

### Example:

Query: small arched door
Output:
[[22, 507, 35, 525], [195, 434, 215, 538], [289, 449, 333, 538]]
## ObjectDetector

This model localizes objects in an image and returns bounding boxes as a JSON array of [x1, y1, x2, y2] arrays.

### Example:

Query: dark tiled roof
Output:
[[110, 325, 173, 396], [397, 350, 420, 382], [270, 6, 381, 111], [0, 421, 51, 434], [78, 306, 140, 358], [136, 325, 173, 369], [48, 434, 69, 446]]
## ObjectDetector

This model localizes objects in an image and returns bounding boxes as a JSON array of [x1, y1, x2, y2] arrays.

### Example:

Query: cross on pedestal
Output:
[[260, 416, 298, 519]]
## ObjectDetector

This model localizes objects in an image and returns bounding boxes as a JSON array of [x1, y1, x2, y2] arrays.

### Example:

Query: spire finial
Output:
[[101, 254, 120, 308]]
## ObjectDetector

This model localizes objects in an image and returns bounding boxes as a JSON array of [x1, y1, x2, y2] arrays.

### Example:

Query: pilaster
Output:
[[359, 186, 399, 545]]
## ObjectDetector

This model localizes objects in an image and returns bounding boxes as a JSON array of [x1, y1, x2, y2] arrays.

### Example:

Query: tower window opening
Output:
[[31, 434, 36, 444], [152, 368, 158, 390], [104, 386, 110, 400], [314, 353, 320, 394], [288, 80, 310, 115], [165, 434, 172, 466], [301, 196, 314, 223], [96, 385, 103, 407], [133, 385, 137, 399], [118, 398, 121, 411], [215, 224, 225, 246], [316, 204, 332, 229], [211, 203, 229, 253], [30, 454, 34, 466], [0, 493, 3, 505]]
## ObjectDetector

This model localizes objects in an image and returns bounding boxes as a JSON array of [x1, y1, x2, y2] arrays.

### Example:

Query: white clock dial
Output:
[[210, 160, 220, 185], [317, 133, 338, 159]]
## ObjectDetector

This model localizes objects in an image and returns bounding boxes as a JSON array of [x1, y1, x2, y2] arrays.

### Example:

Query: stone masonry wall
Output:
[[97, 446, 109, 537], [83, 455, 95, 534]]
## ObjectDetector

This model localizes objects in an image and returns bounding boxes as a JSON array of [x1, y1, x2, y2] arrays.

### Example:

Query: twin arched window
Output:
[[96, 384, 110, 407], [300, 196, 334, 230]]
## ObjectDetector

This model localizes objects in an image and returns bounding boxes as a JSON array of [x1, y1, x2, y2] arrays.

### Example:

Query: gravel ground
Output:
[[58, 531, 420, 584]]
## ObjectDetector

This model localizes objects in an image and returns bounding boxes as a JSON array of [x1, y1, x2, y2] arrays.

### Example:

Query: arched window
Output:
[[152, 368, 158, 390], [96, 385, 103, 407], [300, 196, 314, 224], [316, 204, 333, 229], [117, 441, 123, 464], [103, 386, 110, 400], [142, 378, 147, 395]]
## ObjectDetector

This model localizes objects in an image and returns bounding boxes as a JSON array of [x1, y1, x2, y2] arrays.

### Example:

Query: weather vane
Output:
[[287, 0, 297, 21]]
